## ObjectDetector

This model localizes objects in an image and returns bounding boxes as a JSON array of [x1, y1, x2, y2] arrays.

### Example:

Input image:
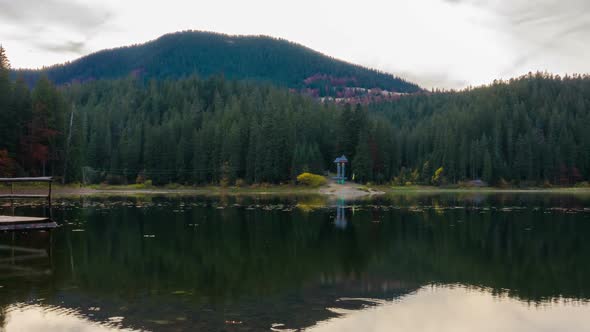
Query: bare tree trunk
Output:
[[62, 105, 75, 184]]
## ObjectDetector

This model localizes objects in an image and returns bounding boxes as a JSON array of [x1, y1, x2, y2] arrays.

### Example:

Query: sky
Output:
[[0, 0, 589, 89], [309, 285, 590, 332]]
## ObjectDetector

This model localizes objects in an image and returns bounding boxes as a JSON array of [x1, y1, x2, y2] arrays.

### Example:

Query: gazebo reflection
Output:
[[334, 199, 347, 229]]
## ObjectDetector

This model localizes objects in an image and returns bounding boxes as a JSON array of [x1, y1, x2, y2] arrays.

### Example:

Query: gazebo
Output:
[[333, 155, 348, 184]]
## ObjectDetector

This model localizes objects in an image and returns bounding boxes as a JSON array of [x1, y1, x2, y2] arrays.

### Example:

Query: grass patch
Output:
[[381, 185, 590, 194]]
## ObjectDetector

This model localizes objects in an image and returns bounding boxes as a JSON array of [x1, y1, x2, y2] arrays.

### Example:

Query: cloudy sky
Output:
[[0, 0, 589, 89]]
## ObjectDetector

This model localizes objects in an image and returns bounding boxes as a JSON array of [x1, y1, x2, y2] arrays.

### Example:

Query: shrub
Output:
[[219, 178, 230, 187], [296, 172, 327, 187], [497, 178, 510, 188], [431, 167, 444, 186], [164, 183, 183, 189], [135, 173, 146, 184]]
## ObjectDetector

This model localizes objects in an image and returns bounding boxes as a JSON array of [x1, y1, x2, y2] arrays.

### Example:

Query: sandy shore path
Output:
[[319, 180, 385, 199]]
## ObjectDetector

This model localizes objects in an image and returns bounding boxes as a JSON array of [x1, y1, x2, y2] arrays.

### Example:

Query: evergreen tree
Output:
[[483, 150, 493, 183], [352, 132, 373, 183]]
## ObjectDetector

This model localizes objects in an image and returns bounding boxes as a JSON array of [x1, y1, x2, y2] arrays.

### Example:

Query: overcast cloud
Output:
[[0, 0, 588, 89]]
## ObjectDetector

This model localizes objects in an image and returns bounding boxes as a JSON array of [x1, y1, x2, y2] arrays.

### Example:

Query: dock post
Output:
[[10, 182, 14, 216], [48, 180, 53, 219]]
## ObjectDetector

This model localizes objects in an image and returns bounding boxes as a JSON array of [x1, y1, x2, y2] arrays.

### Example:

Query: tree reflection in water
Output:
[[0, 193, 589, 331]]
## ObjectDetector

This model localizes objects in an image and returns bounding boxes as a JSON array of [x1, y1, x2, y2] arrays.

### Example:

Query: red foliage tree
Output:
[[0, 149, 15, 177]]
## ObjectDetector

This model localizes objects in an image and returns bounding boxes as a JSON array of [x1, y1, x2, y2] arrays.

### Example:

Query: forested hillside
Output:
[[66, 77, 343, 184], [369, 73, 590, 185], [2, 44, 590, 186], [13, 31, 421, 98]]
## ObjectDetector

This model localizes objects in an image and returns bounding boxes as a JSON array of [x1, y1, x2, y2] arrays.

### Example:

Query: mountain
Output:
[[13, 31, 422, 99]]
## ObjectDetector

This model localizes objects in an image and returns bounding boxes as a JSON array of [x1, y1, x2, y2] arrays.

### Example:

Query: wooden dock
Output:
[[0, 177, 57, 232]]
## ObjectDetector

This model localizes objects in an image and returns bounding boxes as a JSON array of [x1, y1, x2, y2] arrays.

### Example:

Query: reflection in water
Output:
[[3, 305, 137, 332], [0, 232, 52, 279], [309, 285, 590, 332], [0, 193, 589, 331], [334, 199, 347, 229]]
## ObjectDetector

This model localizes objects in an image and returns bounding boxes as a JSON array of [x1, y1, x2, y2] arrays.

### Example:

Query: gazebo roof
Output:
[[334, 155, 348, 163]]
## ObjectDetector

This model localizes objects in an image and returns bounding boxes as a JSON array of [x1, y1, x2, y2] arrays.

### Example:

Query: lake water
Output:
[[1, 193, 589, 331]]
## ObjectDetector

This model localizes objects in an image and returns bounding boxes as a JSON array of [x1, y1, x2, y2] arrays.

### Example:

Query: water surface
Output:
[[1, 193, 589, 331]]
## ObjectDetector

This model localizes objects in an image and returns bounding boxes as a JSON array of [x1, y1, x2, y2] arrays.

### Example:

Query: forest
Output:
[[369, 74, 590, 186], [2, 45, 590, 186]]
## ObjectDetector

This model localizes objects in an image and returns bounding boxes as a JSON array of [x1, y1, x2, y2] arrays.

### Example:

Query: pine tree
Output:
[[352, 132, 372, 183], [0, 46, 9, 70], [0, 46, 13, 154], [483, 150, 493, 183]]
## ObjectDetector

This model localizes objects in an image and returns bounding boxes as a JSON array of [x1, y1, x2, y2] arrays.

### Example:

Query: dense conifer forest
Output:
[[369, 74, 590, 186], [2, 45, 590, 186]]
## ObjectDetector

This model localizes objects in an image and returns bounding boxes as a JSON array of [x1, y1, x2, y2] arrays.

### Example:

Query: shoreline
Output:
[[3, 183, 590, 198]]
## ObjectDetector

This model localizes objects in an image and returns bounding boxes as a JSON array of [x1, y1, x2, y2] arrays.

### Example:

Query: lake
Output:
[[1, 193, 589, 331]]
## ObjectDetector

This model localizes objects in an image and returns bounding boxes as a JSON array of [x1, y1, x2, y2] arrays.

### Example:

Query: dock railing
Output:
[[0, 177, 53, 219]]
